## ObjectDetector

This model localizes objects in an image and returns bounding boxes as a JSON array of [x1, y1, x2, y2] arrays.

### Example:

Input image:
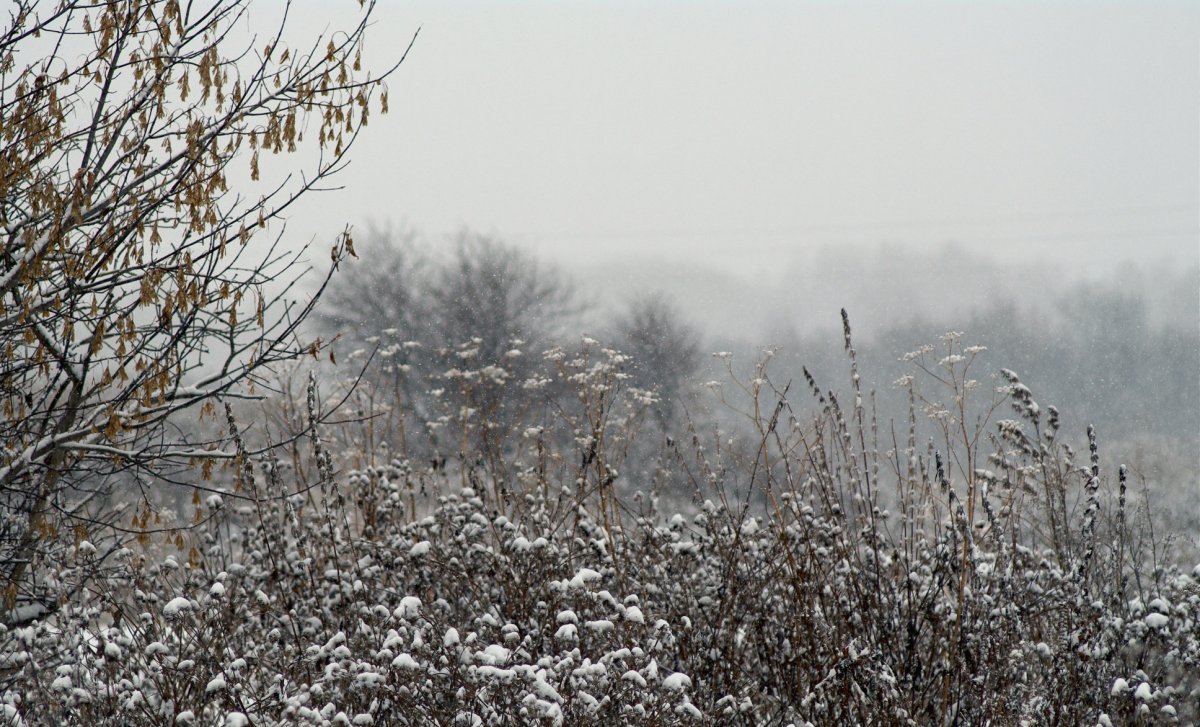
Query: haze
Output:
[[284, 0, 1197, 285]]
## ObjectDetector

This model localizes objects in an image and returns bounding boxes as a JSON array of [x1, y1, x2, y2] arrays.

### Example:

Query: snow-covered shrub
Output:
[[1, 325, 1197, 725]]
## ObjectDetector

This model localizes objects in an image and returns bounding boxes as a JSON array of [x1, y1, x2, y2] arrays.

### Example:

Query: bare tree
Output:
[[0, 0, 406, 625], [315, 225, 427, 349], [316, 229, 575, 357], [311, 229, 582, 472], [427, 232, 575, 361], [612, 292, 702, 433]]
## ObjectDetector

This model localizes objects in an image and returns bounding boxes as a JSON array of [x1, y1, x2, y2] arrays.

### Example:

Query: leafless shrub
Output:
[[3, 313, 1196, 725]]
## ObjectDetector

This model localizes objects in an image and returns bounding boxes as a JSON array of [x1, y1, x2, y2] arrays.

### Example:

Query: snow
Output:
[[556, 609, 578, 624], [477, 644, 511, 666], [354, 672, 385, 689], [577, 691, 599, 710], [6, 340, 1198, 726], [567, 568, 602, 589], [1144, 613, 1169, 629], [5, 603, 48, 624], [145, 642, 169, 656], [163, 597, 192, 618], [394, 596, 422, 619], [554, 624, 577, 642], [532, 676, 563, 702], [476, 665, 516, 681]]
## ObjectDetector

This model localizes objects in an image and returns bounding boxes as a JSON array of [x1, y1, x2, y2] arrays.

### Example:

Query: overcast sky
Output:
[[285, 0, 1198, 280]]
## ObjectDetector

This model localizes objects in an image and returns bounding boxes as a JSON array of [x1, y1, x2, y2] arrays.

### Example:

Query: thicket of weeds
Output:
[[2, 317, 1197, 726]]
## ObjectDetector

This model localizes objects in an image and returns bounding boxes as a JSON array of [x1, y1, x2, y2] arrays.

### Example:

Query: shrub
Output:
[[1, 320, 1196, 725]]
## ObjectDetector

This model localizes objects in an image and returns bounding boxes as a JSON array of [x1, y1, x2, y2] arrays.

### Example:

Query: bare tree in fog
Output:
[[316, 227, 427, 352], [319, 230, 576, 360], [314, 231, 581, 458], [612, 293, 703, 433], [427, 232, 576, 368]]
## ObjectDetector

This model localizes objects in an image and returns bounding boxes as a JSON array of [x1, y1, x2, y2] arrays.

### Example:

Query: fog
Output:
[[282, 0, 1197, 281], [5, 5, 1200, 715], [6, 4, 1200, 718], [280, 0, 1199, 474]]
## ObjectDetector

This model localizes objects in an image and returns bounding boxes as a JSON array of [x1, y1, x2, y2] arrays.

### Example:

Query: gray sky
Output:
[[287, 0, 1198, 280]]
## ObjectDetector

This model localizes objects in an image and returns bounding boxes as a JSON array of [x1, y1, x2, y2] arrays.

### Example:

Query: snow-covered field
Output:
[[4, 338, 1197, 726]]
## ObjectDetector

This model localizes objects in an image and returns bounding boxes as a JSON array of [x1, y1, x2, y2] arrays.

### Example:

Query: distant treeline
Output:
[[313, 229, 1197, 516], [758, 273, 1198, 449]]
